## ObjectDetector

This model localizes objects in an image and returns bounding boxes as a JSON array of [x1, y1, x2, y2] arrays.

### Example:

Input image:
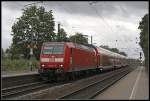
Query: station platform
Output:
[[1, 70, 38, 78], [94, 66, 149, 100]]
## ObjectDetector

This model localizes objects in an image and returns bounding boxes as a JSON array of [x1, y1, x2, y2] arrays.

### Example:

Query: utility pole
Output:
[[57, 23, 60, 41], [91, 36, 93, 44]]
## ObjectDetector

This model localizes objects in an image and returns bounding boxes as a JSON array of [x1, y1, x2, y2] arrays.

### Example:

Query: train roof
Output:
[[77, 43, 127, 59], [96, 46, 127, 59], [43, 42, 95, 51]]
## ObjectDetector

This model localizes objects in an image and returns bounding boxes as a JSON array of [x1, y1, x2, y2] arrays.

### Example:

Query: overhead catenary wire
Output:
[[116, 3, 142, 58], [56, 1, 139, 54], [56, 2, 121, 46], [89, 3, 115, 34], [103, 2, 139, 52], [87, 3, 115, 46], [117, 5, 142, 59], [55, 2, 110, 45], [89, 2, 140, 59], [89, 2, 126, 48], [102, 2, 133, 50], [37, 1, 140, 59]]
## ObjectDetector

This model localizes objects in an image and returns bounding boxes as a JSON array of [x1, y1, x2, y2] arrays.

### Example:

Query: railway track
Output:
[[2, 81, 47, 99], [1, 70, 102, 99], [2, 73, 46, 99], [1, 67, 133, 100], [2, 80, 73, 100], [2, 73, 40, 89], [58, 67, 131, 99]]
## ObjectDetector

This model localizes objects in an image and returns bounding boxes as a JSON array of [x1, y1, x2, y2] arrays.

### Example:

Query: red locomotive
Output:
[[38, 42, 128, 80]]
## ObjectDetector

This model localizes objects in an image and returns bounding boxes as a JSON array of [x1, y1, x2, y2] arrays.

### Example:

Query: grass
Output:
[[1, 58, 40, 72]]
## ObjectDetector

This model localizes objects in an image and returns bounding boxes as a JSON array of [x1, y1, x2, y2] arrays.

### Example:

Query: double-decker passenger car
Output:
[[95, 46, 128, 71]]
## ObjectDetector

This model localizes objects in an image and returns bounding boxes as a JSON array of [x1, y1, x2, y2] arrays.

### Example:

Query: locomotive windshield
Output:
[[42, 44, 64, 54]]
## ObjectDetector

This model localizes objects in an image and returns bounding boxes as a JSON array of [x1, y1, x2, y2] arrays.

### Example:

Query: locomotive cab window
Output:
[[42, 44, 64, 54]]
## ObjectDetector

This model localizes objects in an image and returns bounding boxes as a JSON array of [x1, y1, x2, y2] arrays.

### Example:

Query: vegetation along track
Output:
[[58, 67, 131, 100]]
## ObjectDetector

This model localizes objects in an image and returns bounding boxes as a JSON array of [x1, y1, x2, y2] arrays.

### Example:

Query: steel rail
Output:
[[2, 73, 40, 89], [2, 81, 47, 94], [2, 67, 132, 100], [2, 81, 68, 99], [58, 68, 131, 99]]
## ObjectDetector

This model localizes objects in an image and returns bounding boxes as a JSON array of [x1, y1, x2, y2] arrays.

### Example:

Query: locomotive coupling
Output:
[[56, 68, 64, 74]]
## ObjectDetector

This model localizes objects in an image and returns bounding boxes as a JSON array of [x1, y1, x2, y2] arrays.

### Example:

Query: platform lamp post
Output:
[[135, 37, 142, 65]]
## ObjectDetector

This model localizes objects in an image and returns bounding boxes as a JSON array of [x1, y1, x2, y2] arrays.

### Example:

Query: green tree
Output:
[[69, 32, 88, 44], [57, 28, 68, 42], [111, 48, 119, 53], [138, 13, 149, 68], [1, 48, 5, 59], [119, 52, 127, 56], [99, 45, 109, 50], [11, 5, 55, 60], [5, 48, 11, 59]]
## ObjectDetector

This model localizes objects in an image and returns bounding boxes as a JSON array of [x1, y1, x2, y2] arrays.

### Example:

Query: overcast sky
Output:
[[2, 1, 148, 60]]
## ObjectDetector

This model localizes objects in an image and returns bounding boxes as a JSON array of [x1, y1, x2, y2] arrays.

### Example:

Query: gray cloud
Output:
[[2, 1, 148, 59], [2, 1, 148, 18]]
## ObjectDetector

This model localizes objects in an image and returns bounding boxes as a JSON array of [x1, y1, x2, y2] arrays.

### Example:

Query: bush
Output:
[[1, 58, 40, 71]]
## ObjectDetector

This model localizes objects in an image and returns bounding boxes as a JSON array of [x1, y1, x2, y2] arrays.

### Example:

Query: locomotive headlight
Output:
[[60, 64, 63, 67], [42, 64, 45, 67]]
